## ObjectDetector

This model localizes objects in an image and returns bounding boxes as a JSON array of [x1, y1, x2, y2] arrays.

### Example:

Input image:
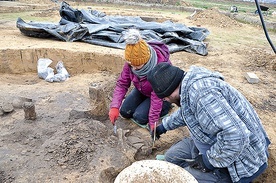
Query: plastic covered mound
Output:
[[16, 1, 210, 56]]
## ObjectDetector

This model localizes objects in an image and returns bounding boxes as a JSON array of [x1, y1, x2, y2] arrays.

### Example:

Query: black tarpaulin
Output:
[[16, 1, 210, 56]]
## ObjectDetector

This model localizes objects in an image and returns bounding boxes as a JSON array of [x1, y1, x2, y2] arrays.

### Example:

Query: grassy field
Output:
[[184, 0, 275, 13]]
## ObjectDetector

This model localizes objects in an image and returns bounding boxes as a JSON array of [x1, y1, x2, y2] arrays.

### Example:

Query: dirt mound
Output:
[[191, 8, 243, 28], [243, 48, 276, 71]]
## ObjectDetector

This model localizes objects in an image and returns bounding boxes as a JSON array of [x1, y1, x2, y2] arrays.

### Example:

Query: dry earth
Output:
[[0, 0, 275, 182]]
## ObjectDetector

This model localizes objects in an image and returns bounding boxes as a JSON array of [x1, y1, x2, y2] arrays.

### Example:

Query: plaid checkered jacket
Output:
[[162, 66, 270, 182]]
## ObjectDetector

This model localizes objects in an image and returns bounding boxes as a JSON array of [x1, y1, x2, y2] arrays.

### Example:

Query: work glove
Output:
[[188, 154, 212, 173], [149, 123, 155, 132], [150, 123, 167, 140], [109, 108, 119, 125]]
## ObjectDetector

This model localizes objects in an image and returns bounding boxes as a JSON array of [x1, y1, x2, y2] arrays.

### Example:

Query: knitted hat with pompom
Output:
[[124, 29, 150, 66]]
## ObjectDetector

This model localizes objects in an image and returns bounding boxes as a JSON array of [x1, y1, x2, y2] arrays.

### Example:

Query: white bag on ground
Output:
[[45, 67, 55, 82], [53, 61, 70, 82], [37, 58, 53, 79], [37, 59, 70, 82]]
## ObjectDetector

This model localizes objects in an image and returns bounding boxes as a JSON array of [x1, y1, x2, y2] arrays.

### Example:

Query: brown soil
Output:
[[0, 1, 275, 183]]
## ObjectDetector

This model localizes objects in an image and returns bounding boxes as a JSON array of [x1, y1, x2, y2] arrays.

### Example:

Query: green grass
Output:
[[183, 0, 268, 13], [0, 12, 59, 23], [0, 12, 32, 21]]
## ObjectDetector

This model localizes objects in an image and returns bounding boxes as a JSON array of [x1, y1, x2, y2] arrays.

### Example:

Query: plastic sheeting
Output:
[[16, 1, 210, 56]]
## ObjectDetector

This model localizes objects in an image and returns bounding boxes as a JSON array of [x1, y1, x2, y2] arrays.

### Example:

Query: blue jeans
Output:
[[120, 88, 171, 125], [164, 137, 232, 183]]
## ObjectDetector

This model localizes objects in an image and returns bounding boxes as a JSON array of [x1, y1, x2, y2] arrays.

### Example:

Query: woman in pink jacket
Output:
[[109, 29, 172, 132]]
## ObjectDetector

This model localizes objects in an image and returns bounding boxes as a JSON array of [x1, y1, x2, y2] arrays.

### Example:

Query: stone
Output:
[[115, 160, 198, 183], [12, 97, 32, 109], [88, 82, 109, 120], [69, 109, 92, 120], [23, 102, 36, 120], [245, 72, 259, 84], [2, 102, 14, 113]]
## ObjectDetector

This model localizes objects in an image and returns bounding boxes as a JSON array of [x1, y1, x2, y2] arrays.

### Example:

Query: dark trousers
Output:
[[120, 88, 171, 125], [165, 137, 232, 183]]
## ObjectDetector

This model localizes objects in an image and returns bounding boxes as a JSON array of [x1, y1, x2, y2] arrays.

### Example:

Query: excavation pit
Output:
[[0, 1, 275, 182]]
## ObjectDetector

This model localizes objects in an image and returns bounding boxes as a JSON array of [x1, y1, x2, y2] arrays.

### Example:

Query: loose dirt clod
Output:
[[23, 102, 36, 120], [1, 102, 14, 113], [88, 82, 110, 121]]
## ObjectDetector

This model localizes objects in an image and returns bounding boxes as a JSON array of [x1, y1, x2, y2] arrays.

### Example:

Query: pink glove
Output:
[[149, 123, 155, 132], [109, 108, 119, 125]]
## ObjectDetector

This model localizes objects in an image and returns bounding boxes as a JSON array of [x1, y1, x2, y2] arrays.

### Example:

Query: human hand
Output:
[[109, 108, 119, 125], [150, 123, 167, 140], [188, 155, 211, 173]]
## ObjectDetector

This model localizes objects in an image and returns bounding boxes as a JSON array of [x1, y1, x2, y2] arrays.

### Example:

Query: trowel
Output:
[[152, 121, 157, 149], [113, 120, 117, 135]]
